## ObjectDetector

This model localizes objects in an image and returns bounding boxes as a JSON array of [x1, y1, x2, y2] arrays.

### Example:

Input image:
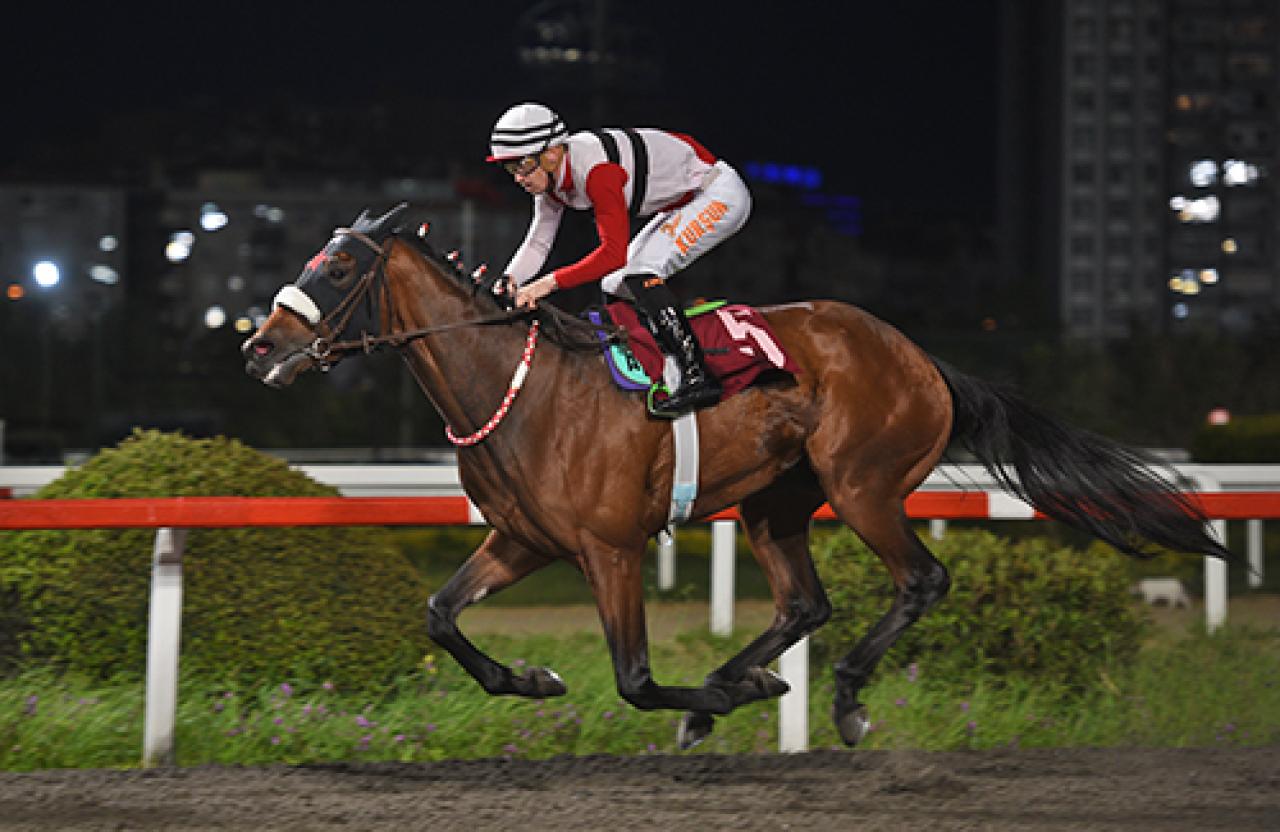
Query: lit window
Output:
[[1188, 159, 1217, 187], [1169, 194, 1220, 223], [1222, 159, 1260, 186]]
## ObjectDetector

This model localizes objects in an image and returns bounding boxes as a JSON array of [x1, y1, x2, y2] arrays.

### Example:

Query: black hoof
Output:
[[835, 703, 870, 747], [677, 711, 714, 750], [516, 666, 567, 697]]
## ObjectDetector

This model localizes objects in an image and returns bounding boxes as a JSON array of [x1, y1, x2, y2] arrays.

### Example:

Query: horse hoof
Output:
[[519, 666, 567, 697], [678, 711, 715, 750], [836, 703, 870, 747], [746, 666, 791, 699]]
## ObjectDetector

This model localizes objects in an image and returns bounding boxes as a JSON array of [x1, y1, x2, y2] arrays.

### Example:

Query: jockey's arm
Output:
[[514, 163, 630, 310], [547, 163, 630, 290], [504, 195, 565, 285]]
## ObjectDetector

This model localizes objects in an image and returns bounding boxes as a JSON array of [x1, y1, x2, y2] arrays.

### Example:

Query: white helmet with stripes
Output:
[[487, 102, 569, 162]]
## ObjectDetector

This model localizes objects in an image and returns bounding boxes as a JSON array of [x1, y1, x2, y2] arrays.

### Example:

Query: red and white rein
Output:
[[444, 321, 541, 447]]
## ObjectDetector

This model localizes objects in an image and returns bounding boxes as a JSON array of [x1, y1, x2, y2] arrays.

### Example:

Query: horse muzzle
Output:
[[241, 336, 315, 388]]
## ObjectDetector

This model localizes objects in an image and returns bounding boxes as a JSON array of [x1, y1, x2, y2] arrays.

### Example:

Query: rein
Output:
[[303, 230, 529, 368], [300, 229, 544, 447]]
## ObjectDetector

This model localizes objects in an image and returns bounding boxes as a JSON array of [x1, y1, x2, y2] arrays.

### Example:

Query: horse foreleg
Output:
[[427, 530, 567, 699], [583, 541, 733, 717], [826, 500, 950, 746], [678, 470, 831, 750]]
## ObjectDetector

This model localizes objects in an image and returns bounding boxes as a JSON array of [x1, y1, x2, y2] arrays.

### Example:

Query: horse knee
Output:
[[426, 595, 456, 643], [782, 593, 831, 637], [905, 561, 950, 615]]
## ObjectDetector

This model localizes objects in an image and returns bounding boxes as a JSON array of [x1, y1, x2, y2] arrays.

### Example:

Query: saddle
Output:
[[588, 300, 800, 413]]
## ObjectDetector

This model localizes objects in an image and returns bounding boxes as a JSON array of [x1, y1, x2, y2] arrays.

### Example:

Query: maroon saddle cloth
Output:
[[603, 301, 801, 399]]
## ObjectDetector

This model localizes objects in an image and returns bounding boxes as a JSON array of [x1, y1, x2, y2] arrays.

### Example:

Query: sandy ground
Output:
[[0, 746, 1275, 831]]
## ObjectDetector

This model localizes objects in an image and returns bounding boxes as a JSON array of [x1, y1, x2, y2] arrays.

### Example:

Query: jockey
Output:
[[488, 102, 753, 417]]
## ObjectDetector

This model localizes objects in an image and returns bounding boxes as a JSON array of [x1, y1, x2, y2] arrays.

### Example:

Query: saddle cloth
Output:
[[590, 301, 800, 400]]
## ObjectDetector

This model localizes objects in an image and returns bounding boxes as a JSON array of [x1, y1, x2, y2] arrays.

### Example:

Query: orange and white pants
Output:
[[602, 161, 752, 297]]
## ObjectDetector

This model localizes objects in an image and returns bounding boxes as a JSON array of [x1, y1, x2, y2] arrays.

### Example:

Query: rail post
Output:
[[710, 520, 736, 636], [657, 531, 676, 591], [778, 637, 809, 752], [143, 527, 187, 767], [1247, 519, 1264, 589]]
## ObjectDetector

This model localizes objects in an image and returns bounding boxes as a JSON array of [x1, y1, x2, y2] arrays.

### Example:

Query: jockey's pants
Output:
[[602, 160, 752, 297]]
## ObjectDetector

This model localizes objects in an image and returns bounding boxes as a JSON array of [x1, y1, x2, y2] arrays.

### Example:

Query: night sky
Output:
[[5, 2, 1000, 221]]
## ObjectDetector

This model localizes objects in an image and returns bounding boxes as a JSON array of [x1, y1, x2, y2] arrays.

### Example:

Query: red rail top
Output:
[[1, 492, 1279, 530]]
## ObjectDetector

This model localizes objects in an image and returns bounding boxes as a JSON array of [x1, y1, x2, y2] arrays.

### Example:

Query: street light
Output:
[[33, 261, 61, 288]]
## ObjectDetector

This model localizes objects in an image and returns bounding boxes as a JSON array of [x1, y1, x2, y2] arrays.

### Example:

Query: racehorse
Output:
[[242, 203, 1230, 749]]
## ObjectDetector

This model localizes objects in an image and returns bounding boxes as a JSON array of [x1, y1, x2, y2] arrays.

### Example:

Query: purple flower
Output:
[[603, 711, 614, 720], [358, 735, 372, 748], [355, 715, 372, 728], [907, 663, 919, 682], [23, 696, 38, 716], [213, 701, 225, 713], [959, 701, 970, 712], [271, 736, 281, 745], [894, 697, 908, 707], [322, 681, 334, 691], [647, 743, 657, 752], [393, 734, 406, 743], [280, 683, 293, 697], [273, 717, 283, 726], [513, 658, 526, 668], [425, 723, 437, 733], [966, 721, 977, 733], [503, 743, 519, 755], [301, 704, 312, 717]]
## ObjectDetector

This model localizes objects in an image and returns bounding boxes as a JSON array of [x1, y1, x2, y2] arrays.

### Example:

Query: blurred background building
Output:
[[1002, 0, 1280, 340]]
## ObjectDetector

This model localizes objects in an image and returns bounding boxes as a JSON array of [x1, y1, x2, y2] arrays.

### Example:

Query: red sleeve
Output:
[[551, 163, 630, 289], [670, 132, 717, 164]]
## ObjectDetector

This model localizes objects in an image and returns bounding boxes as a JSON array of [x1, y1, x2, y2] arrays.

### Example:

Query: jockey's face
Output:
[[508, 147, 562, 196]]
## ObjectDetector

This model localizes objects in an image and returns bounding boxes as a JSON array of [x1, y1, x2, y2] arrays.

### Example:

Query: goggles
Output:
[[502, 155, 541, 176]]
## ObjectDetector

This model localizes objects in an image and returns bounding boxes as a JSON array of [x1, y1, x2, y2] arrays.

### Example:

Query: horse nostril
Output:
[[253, 341, 273, 358]]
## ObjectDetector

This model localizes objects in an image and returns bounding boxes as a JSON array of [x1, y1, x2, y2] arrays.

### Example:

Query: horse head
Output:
[[242, 202, 409, 387]]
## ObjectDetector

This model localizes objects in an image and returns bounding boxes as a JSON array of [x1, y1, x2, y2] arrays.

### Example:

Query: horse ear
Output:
[[352, 208, 372, 230], [373, 202, 410, 234]]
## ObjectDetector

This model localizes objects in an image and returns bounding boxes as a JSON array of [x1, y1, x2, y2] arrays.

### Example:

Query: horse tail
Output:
[[932, 359, 1231, 560]]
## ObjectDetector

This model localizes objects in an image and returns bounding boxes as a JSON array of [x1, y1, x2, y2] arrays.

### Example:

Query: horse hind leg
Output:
[[679, 465, 832, 750], [825, 496, 950, 746]]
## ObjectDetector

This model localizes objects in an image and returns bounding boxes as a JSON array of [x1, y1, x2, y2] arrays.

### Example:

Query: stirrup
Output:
[[649, 378, 722, 417]]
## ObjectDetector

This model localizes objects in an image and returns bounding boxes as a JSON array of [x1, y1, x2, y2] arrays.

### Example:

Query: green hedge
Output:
[[811, 528, 1146, 688], [1191, 413, 1280, 462], [0, 431, 430, 690]]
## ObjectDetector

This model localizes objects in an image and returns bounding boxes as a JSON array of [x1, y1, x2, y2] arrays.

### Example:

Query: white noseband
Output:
[[273, 285, 322, 326]]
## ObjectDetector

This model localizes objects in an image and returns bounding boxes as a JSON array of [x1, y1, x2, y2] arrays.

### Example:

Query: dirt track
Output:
[[0, 745, 1276, 831]]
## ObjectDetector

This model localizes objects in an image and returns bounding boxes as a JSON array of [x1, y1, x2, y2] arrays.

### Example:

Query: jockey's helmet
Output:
[[487, 102, 569, 162]]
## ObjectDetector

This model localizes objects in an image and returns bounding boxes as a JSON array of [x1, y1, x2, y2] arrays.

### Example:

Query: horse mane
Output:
[[395, 229, 620, 352]]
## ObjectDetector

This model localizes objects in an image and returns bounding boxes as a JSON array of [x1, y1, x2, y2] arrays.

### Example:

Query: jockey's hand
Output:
[[514, 274, 558, 310]]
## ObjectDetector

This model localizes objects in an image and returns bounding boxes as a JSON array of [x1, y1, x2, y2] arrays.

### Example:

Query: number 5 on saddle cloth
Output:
[[588, 300, 801, 416]]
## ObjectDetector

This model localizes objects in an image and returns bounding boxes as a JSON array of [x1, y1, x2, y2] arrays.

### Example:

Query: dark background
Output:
[[3, 2, 1276, 460]]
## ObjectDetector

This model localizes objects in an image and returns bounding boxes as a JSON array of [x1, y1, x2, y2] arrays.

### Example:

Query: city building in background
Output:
[[1002, 0, 1280, 340]]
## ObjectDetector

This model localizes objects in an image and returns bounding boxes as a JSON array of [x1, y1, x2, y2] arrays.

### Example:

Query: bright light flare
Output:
[[33, 261, 60, 288]]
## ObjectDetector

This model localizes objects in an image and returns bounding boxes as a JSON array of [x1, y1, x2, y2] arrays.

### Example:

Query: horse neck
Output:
[[383, 243, 544, 437]]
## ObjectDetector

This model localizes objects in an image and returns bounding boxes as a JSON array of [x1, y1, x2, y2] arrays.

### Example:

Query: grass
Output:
[[1, 620, 1276, 771]]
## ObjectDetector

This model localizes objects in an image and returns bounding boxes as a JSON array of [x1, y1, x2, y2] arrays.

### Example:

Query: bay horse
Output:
[[242, 203, 1229, 749]]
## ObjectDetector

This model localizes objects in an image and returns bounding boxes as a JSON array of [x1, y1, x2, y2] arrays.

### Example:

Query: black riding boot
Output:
[[624, 275, 722, 417]]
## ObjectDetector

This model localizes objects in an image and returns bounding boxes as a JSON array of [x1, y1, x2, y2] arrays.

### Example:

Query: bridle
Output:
[[300, 228, 528, 371]]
